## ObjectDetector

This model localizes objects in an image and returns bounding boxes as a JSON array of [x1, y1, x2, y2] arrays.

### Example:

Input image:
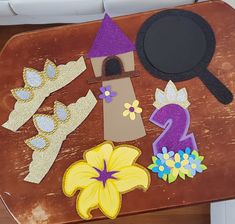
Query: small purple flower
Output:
[[99, 85, 117, 103]]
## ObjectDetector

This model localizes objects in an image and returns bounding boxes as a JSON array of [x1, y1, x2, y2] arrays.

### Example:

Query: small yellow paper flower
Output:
[[166, 153, 189, 177], [62, 142, 150, 220], [123, 100, 142, 120]]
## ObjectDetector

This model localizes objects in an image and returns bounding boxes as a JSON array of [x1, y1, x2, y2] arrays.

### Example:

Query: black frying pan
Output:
[[136, 9, 233, 104]]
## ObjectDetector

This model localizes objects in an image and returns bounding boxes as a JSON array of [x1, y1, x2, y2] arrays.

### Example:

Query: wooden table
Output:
[[0, 201, 210, 224], [0, 1, 234, 223]]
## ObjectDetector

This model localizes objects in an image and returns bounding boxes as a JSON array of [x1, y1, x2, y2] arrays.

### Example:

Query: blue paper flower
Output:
[[151, 159, 170, 179], [178, 147, 196, 160], [157, 147, 174, 162], [185, 157, 203, 176], [148, 148, 207, 183]]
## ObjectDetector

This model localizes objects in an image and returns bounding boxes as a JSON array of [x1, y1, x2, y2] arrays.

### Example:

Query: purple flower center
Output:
[[129, 107, 135, 112], [92, 161, 118, 187]]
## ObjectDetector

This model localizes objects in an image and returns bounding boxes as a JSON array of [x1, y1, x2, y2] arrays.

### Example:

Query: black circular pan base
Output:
[[136, 9, 216, 82]]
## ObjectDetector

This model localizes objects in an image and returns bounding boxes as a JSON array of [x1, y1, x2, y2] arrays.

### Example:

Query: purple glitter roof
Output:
[[87, 14, 136, 58]]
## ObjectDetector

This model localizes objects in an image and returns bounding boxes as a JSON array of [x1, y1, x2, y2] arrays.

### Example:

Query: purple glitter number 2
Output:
[[150, 104, 198, 155]]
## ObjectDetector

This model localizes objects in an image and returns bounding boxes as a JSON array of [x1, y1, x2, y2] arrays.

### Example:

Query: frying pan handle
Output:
[[199, 69, 233, 104]]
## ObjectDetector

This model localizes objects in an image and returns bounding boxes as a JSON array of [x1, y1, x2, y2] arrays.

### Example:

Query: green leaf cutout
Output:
[[179, 171, 185, 180], [200, 164, 207, 171], [192, 150, 199, 158], [168, 172, 177, 183], [198, 156, 204, 162], [187, 173, 194, 178], [162, 174, 167, 182], [187, 170, 194, 178], [148, 164, 155, 170], [152, 156, 157, 164]]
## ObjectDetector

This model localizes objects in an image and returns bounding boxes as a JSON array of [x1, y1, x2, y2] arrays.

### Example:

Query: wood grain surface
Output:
[[0, 1, 234, 223], [0, 200, 210, 224]]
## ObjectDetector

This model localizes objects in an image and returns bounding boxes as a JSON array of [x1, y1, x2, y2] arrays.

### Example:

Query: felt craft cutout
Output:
[[87, 14, 146, 142], [87, 14, 137, 81], [154, 81, 190, 109], [150, 81, 197, 155], [62, 141, 150, 220], [123, 100, 143, 121], [24, 90, 97, 184], [148, 147, 207, 183], [99, 85, 117, 103], [103, 78, 146, 142], [148, 81, 207, 183], [87, 14, 135, 58], [136, 9, 233, 104], [2, 57, 86, 132]]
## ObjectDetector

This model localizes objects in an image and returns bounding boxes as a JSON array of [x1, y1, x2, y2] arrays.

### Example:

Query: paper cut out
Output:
[[99, 85, 117, 103], [148, 147, 207, 183], [123, 100, 142, 121], [87, 14, 136, 81], [87, 14, 135, 58], [62, 141, 150, 220], [2, 57, 86, 132], [11, 88, 34, 102], [104, 57, 123, 76], [103, 78, 146, 142], [87, 14, 146, 142], [154, 81, 190, 109], [24, 90, 97, 184], [136, 9, 233, 104], [149, 81, 206, 183], [44, 59, 59, 79], [150, 81, 197, 154], [151, 104, 197, 154], [54, 101, 70, 122], [26, 135, 49, 151]]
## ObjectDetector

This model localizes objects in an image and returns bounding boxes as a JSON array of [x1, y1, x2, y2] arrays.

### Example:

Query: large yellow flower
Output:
[[62, 141, 150, 220]]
